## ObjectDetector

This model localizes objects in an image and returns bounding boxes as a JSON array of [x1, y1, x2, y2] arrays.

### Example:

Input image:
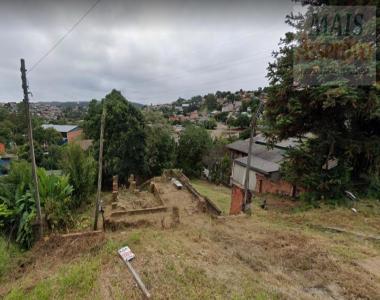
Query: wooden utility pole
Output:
[[93, 103, 106, 230], [243, 101, 264, 212], [20, 58, 43, 237]]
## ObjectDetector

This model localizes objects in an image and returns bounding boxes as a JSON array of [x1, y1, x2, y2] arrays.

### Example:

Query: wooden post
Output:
[[93, 102, 106, 230], [122, 260, 151, 298], [20, 59, 43, 237], [243, 101, 264, 212]]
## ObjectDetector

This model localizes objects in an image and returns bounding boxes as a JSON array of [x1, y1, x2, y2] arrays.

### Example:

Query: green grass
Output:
[[191, 179, 231, 214], [5, 258, 100, 300], [0, 236, 20, 281], [58, 259, 100, 298]]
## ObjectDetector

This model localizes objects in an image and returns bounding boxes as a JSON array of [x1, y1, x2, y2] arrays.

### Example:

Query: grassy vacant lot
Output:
[[0, 191, 379, 299], [190, 179, 231, 214]]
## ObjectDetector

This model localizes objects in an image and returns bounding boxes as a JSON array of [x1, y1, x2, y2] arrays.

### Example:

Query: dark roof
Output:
[[225, 139, 250, 153], [226, 134, 302, 154], [235, 156, 280, 175], [234, 145, 285, 174], [255, 136, 300, 150]]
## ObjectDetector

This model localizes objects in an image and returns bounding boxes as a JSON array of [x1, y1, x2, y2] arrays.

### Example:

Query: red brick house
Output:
[[227, 135, 305, 214], [42, 124, 83, 143], [0, 143, 5, 155]]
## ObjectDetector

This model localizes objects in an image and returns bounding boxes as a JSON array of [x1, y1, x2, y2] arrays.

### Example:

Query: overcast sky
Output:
[[0, 0, 298, 104]]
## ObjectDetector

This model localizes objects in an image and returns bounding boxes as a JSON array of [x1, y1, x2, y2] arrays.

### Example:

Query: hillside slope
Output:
[[1, 196, 379, 299]]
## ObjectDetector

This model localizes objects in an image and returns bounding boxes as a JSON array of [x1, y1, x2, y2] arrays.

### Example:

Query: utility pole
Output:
[[93, 103, 106, 230], [243, 101, 264, 212], [20, 59, 43, 237]]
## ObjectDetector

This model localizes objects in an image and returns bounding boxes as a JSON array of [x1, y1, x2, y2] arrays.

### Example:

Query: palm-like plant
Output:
[[38, 169, 74, 230], [0, 161, 74, 248]]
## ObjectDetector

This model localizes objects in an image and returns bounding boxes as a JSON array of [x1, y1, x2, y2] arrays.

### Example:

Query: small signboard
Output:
[[118, 246, 135, 262]]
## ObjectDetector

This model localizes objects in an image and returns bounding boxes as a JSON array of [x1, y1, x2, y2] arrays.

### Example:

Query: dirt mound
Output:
[[32, 232, 106, 260]]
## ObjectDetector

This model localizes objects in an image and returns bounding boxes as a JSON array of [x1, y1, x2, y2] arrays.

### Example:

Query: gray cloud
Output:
[[0, 0, 298, 104]]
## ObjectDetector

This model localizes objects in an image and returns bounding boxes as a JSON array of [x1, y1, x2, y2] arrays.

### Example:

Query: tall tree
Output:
[[177, 125, 212, 177], [84, 90, 147, 181], [204, 94, 217, 111], [143, 110, 176, 176], [264, 0, 379, 199]]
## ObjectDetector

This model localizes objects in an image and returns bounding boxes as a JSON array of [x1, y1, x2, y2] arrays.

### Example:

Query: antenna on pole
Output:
[[20, 58, 43, 237]]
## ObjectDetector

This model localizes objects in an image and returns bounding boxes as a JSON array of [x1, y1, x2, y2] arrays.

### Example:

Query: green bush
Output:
[[200, 118, 217, 130], [0, 161, 75, 248], [177, 125, 212, 177], [60, 144, 96, 208], [0, 161, 37, 249], [202, 139, 231, 184], [38, 169, 74, 230], [281, 140, 352, 202], [14, 191, 36, 249], [239, 128, 251, 140], [367, 175, 380, 199]]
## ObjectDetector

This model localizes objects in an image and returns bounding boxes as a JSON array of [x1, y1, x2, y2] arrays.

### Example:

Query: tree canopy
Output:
[[177, 125, 212, 177], [84, 90, 147, 181], [143, 110, 176, 177], [264, 0, 380, 199]]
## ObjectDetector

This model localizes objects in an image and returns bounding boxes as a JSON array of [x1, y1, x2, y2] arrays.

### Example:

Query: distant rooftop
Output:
[[42, 124, 79, 133], [226, 134, 303, 154], [234, 155, 281, 175]]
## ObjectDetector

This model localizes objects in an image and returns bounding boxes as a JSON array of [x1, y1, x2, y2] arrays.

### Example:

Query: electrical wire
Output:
[[27, 0, 101, 74]]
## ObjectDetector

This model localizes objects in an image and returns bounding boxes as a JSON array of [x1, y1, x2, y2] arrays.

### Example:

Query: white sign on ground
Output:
[[118, 246, 135, 262]]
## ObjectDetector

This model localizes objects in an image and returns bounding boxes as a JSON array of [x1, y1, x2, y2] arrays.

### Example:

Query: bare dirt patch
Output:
[[358, 256, 380, 278], [104, 176, 203, 229]]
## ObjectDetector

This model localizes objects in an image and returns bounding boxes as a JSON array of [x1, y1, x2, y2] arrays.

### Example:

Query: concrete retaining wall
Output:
[[166, 169, 222, 216]]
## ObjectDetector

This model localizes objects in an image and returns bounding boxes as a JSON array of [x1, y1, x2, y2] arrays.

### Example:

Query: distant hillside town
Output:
[[0, 101, 89, 121], [150, 89, 267, 119]]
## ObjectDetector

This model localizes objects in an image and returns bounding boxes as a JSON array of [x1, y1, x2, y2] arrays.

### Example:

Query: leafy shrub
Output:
[[202, 139, 231, 184], [0, 161, 74, 248], [38, 169, 74, 230], [0, 161, 37, 249], [15, 191, 36, 249], [177, 125, 212, 177], [144, 110, 176, 177], [239, 128, 251, 140], [60, 144, 96, 208], [281, 140, 352, 202], [200, 118, 217, 130], [367, 175, 380, 199]]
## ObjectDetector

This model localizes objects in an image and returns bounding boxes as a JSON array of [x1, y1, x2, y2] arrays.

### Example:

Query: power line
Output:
[[28, 0, 101, 74]]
